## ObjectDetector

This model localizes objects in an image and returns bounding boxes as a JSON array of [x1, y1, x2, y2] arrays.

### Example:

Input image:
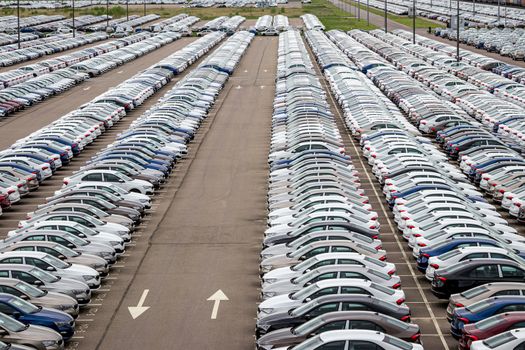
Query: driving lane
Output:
[[92, 36, 277, 349]]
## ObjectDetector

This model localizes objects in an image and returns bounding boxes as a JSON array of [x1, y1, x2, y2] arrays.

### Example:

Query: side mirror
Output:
[[0, 329, 7, 335], [19, 295, 28, 300], [58, 255, 66, 260], [46, 266, 54, 272], [305, 297, 312, 302], [78, 234, 86, 238], [67, 244, 75, 248], [11, 311, 20, 319], [33, 280, 43, 286]]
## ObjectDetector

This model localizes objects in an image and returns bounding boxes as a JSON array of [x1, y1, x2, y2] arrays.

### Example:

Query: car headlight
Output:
[[110, 241, 121, 246], [83, 275, 95, 281], [263, 292, 276, 298], [261, 265, 272, 273], [264, 278, 277, 284], [259, 308, 274, 315], [55, 321, 70, 327], [73, 289, 86, 295], [42, 340, 58, 347]]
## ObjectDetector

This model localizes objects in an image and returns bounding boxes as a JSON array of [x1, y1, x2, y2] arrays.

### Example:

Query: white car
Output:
[[257, 279, 405, 318], [63, 169, 153, 195], [273, 330, 423, 350], [471, 329, 525, 350]]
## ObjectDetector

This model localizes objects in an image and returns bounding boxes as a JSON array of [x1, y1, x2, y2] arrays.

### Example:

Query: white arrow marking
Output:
[[83, 86, 91, 91], [244, 69, 248, 73], [128, 289, 150, 319], [117, 70, 124, 74], [235, 85, 242, 89], [207, 289, 228, 320], [260, 85, 265, 89], [264, 69, 268, 72]]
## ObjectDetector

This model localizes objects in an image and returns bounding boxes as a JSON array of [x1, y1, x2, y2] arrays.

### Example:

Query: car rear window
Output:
[[483, 331, 518, 348], [466, 299, 492, 313], [364, 256, 386, 267], [461, 285, 489, 299], [438, 249, 462, 261], [475, 315, 503, 331], [383, 335, 413, 350]]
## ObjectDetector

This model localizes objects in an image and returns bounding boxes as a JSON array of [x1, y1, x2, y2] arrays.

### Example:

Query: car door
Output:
[[460, 264, 499, 290], [24, 257, 53, 272], [347, 340, 381, 350]]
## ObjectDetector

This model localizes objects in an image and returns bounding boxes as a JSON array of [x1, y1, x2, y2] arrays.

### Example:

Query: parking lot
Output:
[[2, 7, 525, 350]]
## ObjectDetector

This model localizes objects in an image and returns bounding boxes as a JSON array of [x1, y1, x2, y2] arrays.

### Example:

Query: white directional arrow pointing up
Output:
[[207, 289, 229, 319], [128, 289, 150, 319]]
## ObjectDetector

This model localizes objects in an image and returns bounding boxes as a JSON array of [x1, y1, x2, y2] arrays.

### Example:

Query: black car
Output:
[[255, 294, 410, 337], [431, 259, 525, 299]]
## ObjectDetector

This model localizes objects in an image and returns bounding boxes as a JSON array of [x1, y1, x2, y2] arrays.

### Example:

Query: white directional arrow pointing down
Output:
[[128, 289, 150, 319], [207, 290, 229, 320]]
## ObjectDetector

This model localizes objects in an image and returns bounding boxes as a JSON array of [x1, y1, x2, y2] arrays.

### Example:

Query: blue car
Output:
[[0, 293, 74, 340], [387, 185, 452, 208], [450, 296, 525, 338], [416, 238, 524, 272], [0, 162, 42, 183]]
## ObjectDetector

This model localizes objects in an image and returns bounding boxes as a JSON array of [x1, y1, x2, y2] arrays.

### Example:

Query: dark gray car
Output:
[[256, 310, 421, 349]]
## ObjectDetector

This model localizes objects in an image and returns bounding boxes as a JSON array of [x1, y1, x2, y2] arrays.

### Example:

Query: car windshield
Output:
[[482, 331, 517, 348], [42, 254, 70, 269], [30, 268, 59, 282], [367, 269, 390, 280], [0, 312, 26, 332], [292, 315, 326, 335], [364, 256, 386, 267], [15, 282, 45, 298], [64, 234, 88, 246], [460, 285, 489, 299], [292, 284, 319, 300], [438, 249, 462, 261], [476, 315, 503, 331], [9, 297, 39, 314], [370, 283, 394, 295], [52, 244, 79, 257]]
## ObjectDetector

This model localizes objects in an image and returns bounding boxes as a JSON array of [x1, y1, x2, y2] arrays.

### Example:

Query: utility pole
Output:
[[106, 0, 109, 30], [497, 0, 500, 23], [126, 0, 129, 22], [384, 0, 387, 32], [456, 0, 460, 62], [72, 0, 75, 38], [412, 0, 416, 44], [17, 0, 20, 49], [367, 0, 370, 25], [504, 0, 507, 26], [144, 0, 147, 16], [473, 0, 476, 15], [358, 0, 361, 20]]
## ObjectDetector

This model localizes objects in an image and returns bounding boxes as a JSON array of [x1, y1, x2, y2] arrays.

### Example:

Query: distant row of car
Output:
[[195, 15, 246, 35], [318, 29, 525, 349], [0, 32, 108, 68], [301, 14, 325, 31], [0, 31, 243, 349], [0, 31, 180, 118], [0, 15, 65, 33], [254, 29, 423, 350], [254, 15, 290, 36]]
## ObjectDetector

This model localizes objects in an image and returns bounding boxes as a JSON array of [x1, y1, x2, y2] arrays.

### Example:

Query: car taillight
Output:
[[516, 203, 522, 207], [455, 303, 464, 307], [418, 243, 426, 247], [430, 263, 439, 269], [438, 276, 447, 282], [42, 166, 48, 170], [467, 334, 478, 342], [369, 225, 377, 229], [400, 315, 411, 322], [63, 180, 69, 185], [371, 216, 378, 220], [410, 333, 421, 342], [413, 233, 421, 237], [379, 256, 386, 261], [375, 246, 382, 251], [387, 269, 395, 275], [372, 234, 378, 239], [408, 225, 415, 229], [392, 282, 401, 289], [499, 189, 505, 193], [421, 253, 430, 258], [455, 147, 460, 151], [458, 317, 470, 324], [396, 298, 405, 305]]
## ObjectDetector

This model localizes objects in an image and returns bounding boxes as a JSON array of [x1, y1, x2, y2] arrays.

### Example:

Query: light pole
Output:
[[126, 0, 129, 22], [497, 0, 500, 23], [106, 0, 109, 30], [72, 0, 75, 38], [17, 0, 20, 49], [473, 0, 475, 15], [358, 0, 360, 20], [144, 0, 146, 16], [384, 0, 387, 32], [412, 0, 416, 44], [456, 0, 460, 62], [367, 0, 369, 25]]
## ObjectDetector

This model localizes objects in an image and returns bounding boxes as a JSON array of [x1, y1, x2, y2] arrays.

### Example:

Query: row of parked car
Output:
[[163, 15, 200, 34], [0, 31, 180, 118], [0, 32, 108, 68], [0, 33, 85, 54], [300, 14, 325, 31], [381, 29, 525, 153], [0, 33, 40, 47], [363, 29, 525, 221], [0, 15, 65, 33], [254, 15, 289, 35], [31, 15, 110, 33], [195, 15, 246, 35], [317, 28, 525, 349], [435, 27, 525, 60], [0, 31, 239, 349], [254, 29, 423, 350]]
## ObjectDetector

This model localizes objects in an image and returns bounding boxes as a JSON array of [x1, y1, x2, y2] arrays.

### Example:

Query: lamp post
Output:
[[384, 0, 387, 32], [456, 0, 460, 62], [367, 0, 370, 25], [412, 0, 416, 44], [106, 0, 109, 30], [358, 0, 361, 20], [126, 0, 129, 22], [17, 0, 20, 49], [72, 0, 75, 38], [144, 0, 146, 16]]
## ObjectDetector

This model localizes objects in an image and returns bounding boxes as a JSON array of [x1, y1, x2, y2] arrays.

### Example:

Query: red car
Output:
[[460, 311, 525, 350]]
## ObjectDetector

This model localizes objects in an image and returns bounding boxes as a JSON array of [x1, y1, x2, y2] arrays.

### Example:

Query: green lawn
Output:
[[304, 0, 377, 30], [345, 0, 445, 28]]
